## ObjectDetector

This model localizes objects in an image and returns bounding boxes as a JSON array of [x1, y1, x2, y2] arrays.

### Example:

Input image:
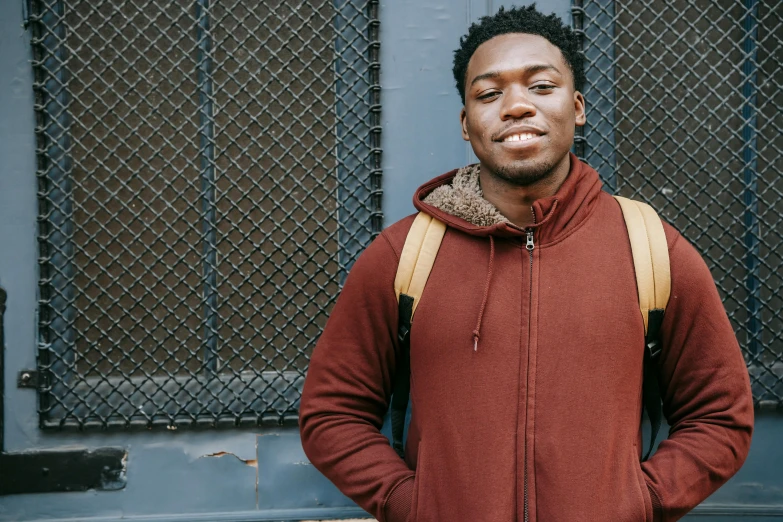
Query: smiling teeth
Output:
[[503, 133, 537, 142]]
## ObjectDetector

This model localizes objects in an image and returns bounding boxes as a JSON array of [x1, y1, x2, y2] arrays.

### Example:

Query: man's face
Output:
[[460, 33, 586, 186]]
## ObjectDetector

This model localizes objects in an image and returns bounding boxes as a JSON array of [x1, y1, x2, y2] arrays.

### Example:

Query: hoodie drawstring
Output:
[[472, 235, 495, 351], [470, 201, 558, 351]]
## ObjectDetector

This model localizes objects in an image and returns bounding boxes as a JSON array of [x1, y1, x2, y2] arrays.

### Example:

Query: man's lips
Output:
[[498, 133, 544, 145], [494, 126, 546, 142], [495, 132, 546, 148]]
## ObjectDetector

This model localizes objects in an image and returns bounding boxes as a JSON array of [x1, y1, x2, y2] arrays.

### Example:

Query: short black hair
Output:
[[452, 4, 585, 104]]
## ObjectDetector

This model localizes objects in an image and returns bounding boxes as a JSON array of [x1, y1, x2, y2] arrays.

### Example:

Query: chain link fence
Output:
[[574, 0, 782, 408], [31, 0, 381, 429], [30, 0, 781, 430]]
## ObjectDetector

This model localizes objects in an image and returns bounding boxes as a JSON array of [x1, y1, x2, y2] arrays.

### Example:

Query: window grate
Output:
[[574, 0, 782, 408], [31, 0, 381, 429]]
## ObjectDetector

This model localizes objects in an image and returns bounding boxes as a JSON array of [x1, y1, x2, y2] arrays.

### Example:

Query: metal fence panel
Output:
[[575, 0, 782, 408], [31, 0, 781, 430], [31, 0, 381, 429]]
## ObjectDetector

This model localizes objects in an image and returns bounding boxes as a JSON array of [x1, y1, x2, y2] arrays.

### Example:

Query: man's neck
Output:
[[479, 156, 571, 229]]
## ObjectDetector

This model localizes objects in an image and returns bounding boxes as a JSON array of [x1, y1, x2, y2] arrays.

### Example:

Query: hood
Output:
[[413, 152, 603, 246]]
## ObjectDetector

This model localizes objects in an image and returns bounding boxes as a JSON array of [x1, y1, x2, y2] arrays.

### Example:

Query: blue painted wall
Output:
[[380, 0, 571, 225], [0, 0, 780, 520]]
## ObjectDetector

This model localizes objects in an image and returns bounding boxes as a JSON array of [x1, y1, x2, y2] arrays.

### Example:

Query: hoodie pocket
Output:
[[632, 443, 653, 522]]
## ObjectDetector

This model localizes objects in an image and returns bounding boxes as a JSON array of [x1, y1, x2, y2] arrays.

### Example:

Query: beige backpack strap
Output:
[[614, 196, 671, 335], [394, 212, 447, 318], [390, 212, 446, 457], [614, 195, 671, 462]]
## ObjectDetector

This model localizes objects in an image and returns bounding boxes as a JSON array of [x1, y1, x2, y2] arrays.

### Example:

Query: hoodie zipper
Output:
[[524, 210, 535, 522]]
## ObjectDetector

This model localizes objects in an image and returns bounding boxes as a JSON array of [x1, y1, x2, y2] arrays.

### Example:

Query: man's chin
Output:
[[490, 160, 555, 187]]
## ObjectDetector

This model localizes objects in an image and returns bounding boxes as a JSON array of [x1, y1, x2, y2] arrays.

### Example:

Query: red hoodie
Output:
[[300, 155, 753, 522]]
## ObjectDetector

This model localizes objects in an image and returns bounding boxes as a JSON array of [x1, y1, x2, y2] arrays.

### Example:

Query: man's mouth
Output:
[[501, 132, 540, 143]]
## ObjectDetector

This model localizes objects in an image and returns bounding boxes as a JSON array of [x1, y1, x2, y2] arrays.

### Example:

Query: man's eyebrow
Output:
[[469, 64, 562, 87]]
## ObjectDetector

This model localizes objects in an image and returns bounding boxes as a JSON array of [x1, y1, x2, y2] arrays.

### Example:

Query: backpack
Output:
[[391, 196, 670, 462]]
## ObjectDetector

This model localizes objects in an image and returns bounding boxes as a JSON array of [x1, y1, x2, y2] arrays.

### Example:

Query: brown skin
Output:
[[460, 33, 586, 228]]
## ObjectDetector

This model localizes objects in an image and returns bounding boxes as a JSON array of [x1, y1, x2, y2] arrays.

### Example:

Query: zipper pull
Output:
[[526, 230, 535, 251]]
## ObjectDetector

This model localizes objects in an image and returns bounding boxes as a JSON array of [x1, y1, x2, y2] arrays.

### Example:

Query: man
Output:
[[300, 5, 753, 522]]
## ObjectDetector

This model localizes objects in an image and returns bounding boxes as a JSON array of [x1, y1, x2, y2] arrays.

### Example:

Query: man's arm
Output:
[[642, 232, 754, 522], [299, 230, 414, 522]]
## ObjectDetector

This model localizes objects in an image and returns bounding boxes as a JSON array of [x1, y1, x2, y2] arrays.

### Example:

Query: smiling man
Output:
[[300, 5, 753, 522]]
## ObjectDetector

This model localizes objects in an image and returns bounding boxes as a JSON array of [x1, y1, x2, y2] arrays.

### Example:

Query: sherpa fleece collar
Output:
[[413, 153, 605, 245], [422, 164, 509, 228]]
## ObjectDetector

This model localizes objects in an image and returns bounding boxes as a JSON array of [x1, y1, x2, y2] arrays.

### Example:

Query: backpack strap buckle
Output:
[[645, 308, 665, 361], [646, 338, 662, 360]]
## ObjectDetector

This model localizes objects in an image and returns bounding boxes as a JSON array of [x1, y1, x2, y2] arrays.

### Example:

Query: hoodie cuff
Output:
[[383, 476, 414, 522], [647, 482, 663, 522]]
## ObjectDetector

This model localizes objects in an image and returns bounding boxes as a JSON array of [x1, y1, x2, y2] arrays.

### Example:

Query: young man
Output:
[[300, 6, 753, 522]]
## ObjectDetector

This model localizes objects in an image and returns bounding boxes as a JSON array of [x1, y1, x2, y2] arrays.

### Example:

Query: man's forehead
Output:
[[466, 33, 569, 80]]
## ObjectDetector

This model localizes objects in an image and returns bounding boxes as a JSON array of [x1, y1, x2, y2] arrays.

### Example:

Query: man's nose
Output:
[[501, 87, 536, 120]]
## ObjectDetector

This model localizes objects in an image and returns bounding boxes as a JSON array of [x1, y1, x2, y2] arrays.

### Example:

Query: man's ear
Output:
[[574, 91, 586, 127], [460, 107, 470, 141]]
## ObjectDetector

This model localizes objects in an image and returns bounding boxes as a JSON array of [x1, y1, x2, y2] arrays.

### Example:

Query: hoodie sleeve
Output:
[[642, 232, 754, 522], [299, 230, 415, 522]]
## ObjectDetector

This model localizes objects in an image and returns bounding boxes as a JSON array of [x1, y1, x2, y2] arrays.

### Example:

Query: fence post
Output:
[[742, 0, 760, 357], [35, 0, 76, 409], [195, 0, 219, 373], [334, 0, 383, 285]]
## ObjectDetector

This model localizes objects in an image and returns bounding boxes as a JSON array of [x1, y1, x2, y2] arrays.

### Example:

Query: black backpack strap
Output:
[[642, 308, 665, 461], [391, 294, 414, 459]]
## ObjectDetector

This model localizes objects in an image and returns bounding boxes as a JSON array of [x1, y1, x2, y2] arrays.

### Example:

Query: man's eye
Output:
[[532, 84, 556, 91], [478, 91, 500, 100]]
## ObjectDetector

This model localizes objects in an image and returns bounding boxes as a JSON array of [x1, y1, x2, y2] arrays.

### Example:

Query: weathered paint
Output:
[[202, 451, 259, 468]]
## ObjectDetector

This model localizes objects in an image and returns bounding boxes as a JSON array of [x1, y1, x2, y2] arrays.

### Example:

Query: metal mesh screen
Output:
[[574, 0, 782, 408], [31, 0, 381, 429]]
